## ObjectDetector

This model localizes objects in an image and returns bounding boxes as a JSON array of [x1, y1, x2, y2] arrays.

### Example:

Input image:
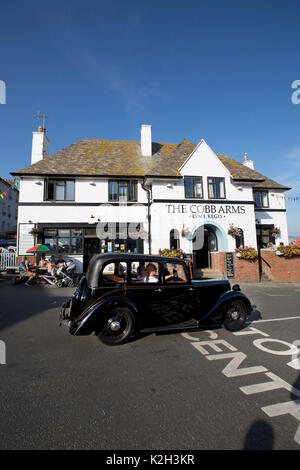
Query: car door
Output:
[[160, 261, 196, 325], [127, 260, 163, 329]]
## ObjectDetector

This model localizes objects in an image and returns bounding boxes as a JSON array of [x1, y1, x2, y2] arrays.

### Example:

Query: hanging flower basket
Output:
[[181, 226, 191, 238], [272, 227, 281, 237], [228, 225, 241, 237], [235, 246, 258, 260], [136, 227, 148, 240], [29, 227, 42, 237]]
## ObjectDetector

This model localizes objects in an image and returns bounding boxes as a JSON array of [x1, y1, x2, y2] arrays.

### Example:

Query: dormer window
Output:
[[208, 177, 226, 199], [184, 176, 203, 198]]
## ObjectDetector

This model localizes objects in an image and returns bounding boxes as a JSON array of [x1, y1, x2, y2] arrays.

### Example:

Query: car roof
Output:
[[86, 253, 185, 288]]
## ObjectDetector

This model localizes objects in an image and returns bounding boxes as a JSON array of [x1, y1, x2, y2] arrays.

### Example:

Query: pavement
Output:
[[0, 280, 299, 450]]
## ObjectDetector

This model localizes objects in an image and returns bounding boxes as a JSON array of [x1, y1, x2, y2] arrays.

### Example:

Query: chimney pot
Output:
[[242, 152, 254, 170]]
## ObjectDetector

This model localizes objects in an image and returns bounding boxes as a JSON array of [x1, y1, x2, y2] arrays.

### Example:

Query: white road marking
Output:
[[264, 293, 287, 297], [246, 316, 300, 324]]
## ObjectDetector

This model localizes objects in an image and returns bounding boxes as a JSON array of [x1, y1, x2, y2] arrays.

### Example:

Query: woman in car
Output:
[[146, 263, 158, 282]]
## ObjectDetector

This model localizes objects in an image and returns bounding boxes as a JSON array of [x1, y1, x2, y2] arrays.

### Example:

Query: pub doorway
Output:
[[192, 225, 218, 270]]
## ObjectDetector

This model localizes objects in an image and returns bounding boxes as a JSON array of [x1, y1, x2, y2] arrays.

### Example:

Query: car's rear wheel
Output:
[[223, 299, 247, 332], [96, 306, 136, 345]]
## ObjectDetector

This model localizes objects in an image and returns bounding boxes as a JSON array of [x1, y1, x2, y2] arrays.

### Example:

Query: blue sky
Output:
[[0, 0, 300, 235]]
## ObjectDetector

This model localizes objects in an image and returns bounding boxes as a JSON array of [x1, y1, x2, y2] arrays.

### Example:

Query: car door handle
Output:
[[155, 288, 163, 292], [188, 287, 194, 291]]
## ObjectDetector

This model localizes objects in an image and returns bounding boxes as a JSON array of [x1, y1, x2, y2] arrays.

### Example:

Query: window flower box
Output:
[[235, 246, 258, 260], [276, 244, 300, 258], [159, 248, 184, 258]]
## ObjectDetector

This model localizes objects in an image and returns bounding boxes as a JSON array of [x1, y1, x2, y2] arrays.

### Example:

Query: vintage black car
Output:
[[60, 253, 252, 345]]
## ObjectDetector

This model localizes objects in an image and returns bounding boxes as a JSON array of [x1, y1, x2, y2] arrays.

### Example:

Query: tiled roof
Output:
[[11, 139, 290, 190]]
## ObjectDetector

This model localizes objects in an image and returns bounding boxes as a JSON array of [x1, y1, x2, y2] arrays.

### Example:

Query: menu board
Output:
[[226, 252, 234, 278], [18, 224, 35, 256]]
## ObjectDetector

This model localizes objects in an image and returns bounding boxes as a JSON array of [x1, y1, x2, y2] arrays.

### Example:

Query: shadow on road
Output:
[[244, 419, 274, 449], [0, 281, 73, 332]]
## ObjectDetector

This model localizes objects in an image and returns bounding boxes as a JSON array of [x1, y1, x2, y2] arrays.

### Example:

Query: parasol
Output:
[[26, 244, 55, 253]]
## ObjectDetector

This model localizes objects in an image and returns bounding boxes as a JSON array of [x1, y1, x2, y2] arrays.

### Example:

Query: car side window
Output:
[[130, 261, 159, 283], [101, 262, 126, 284], [163, 262, 188, 283]]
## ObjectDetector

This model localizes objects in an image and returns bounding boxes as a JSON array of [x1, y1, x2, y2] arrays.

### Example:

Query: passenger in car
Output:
[[146, 263, 158, 283], [137, 264, 147, 282]]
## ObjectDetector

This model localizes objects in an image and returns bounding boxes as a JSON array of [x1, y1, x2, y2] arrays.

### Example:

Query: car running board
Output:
[[141, 318, 199, 334]]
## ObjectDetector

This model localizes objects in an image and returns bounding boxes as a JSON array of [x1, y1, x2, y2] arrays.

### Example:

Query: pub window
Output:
[[184, 176, 203, 198], [170, 229, 180, 249], [256, 226, 273, 249], [207, 177, 226, 199], [108, 180, 137, 202], [44, 179, 75, 201], [254, 190, 269, 208], [43, 228, 83, 254]]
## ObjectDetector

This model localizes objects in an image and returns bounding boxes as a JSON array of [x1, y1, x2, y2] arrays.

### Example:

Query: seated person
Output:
[[56, 255, 67, 275], [136, 264, 147, 282], [56, 255, 66, 267], [146, 263, 158, 283], [46, 257, 57, 276], [164, 265, 186, 283], [19, 256, 37, 286], [38, 254, 48, 268]]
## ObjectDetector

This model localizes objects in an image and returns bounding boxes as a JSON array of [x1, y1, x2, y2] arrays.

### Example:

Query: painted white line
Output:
[[264, 294, 287, 297], [246, 316, 300, 324]]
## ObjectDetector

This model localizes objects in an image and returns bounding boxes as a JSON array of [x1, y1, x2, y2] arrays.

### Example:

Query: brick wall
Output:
[[211, 251, 300, 282], [260, 250, 300, 282], [211, 252, 260, 282]]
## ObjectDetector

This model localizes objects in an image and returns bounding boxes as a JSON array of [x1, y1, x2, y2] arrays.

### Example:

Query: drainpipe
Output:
[[142, 177, 152, 254]]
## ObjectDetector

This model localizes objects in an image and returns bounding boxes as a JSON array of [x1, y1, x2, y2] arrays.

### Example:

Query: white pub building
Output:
[[12, 125, 290, 273]]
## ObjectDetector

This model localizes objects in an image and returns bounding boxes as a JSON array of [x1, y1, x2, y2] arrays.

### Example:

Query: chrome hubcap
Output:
[[107, 318, 121, 332], [231, 311, 240, 321]]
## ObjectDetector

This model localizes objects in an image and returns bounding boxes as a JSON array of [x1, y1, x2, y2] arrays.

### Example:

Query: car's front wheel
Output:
[[96, 306, 136, 345], [223, 299, 247, 332]]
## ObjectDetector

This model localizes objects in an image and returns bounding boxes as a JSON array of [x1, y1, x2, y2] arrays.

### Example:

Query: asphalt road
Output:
[[0, 280, 299, 450]]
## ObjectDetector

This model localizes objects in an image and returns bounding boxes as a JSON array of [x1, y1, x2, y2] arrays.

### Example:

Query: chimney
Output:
[[242, 152, 254, 170], [140, 124, 152, 157], [31, 125, 50, 165]]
